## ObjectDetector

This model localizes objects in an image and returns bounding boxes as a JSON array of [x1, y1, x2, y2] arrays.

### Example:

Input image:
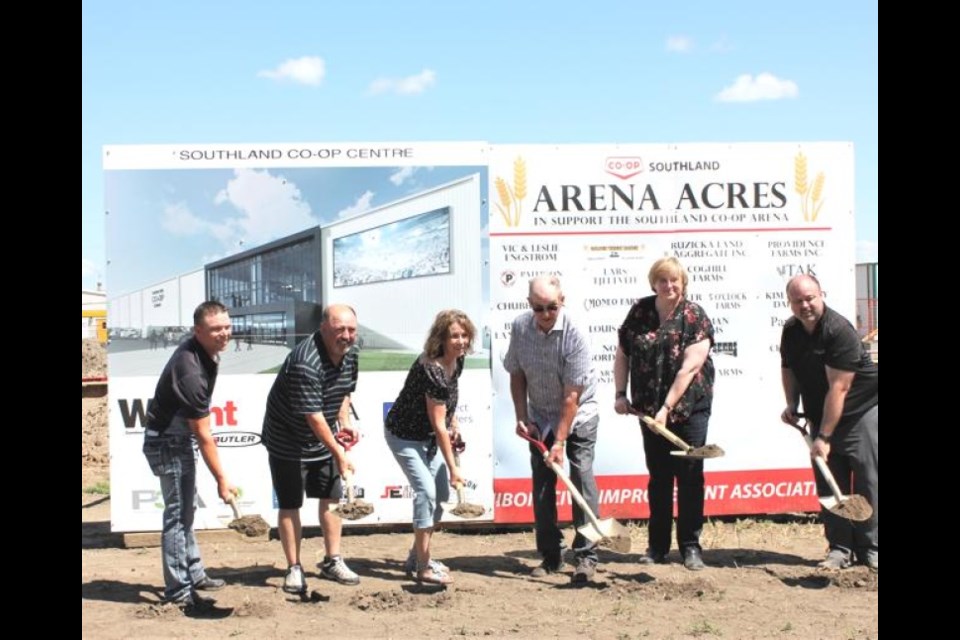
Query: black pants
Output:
[[529, 416, 599, 563], [642, 397, 711, 555]]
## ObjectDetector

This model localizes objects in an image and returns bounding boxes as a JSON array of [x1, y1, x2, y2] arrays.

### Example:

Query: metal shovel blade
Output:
[[576, 518, 632, 553], [640, 416, 725, 459], [788, 418, 873, 522], [812, 456, 873, 522], [226, 496, 270, 538], [443, 483, 486, 519], [518, 429, 631, 554]]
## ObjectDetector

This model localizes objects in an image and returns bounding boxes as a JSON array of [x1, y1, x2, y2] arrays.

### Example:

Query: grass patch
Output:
[[83, 481, 110, 495]]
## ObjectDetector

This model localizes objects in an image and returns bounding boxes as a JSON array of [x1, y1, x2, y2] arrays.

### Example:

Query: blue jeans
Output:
[[142, 425, 207, 602], [529, 415, 599, 563], [384, 429, 450, 530]]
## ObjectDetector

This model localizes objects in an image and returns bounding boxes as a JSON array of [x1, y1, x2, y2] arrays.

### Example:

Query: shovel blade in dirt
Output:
[[227, 496, 270, 538], [576, 519, 632, 553], [546, 459, 632, 554], [811, 456, 873, 522], [789, 417, 873, 522], [518, 430, 632, 554], [640, 416, 725, 459], [443, 483, 486, 519]]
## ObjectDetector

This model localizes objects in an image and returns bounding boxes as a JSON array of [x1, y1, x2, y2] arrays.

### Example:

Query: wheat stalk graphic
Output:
[[794, 152, 826, 222], [494, 157, 528, 227]]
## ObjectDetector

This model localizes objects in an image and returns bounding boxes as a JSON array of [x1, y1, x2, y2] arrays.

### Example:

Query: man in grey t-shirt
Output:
[[503, 276, 599, 583]]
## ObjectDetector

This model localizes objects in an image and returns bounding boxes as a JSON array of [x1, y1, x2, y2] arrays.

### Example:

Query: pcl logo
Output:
[[604, 157, 643, 180]]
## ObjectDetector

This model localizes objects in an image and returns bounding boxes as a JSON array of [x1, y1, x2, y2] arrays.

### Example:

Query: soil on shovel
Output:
[[451, 503, 485, 518], [229, 515, 270, 537], [691, 444, 725, 457], [336, 499, 375, 520], [830, 494, 872, 521]]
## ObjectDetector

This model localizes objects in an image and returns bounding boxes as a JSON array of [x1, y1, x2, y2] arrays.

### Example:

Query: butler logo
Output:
[[501, 270, 517, 286], [604, 156, 644, 180], [214, 431, 262, 447]]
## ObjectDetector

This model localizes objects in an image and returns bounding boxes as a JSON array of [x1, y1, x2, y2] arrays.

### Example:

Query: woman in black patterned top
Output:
[[613, 257, 715, 571], [384, 309, 475, 585]]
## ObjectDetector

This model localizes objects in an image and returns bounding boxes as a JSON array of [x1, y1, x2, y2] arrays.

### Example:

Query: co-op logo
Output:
[[604, 156, 644, 180]]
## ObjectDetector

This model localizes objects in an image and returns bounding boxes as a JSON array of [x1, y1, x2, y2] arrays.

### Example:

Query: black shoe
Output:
[[571, 558, 597, 584], [530, 557, 563, 577], [637, 550, 668, 565], [172, 592, 232, 618], [193, 576, 226, 591], [682, 548, 705, 571]]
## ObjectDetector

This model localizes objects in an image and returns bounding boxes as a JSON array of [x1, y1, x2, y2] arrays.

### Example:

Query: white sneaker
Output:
[[320, 556, 360, 585], [403, 548, 448, 577], [283, 564, 306, 593]]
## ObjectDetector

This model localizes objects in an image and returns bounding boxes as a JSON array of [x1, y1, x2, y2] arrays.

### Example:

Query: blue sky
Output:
[[83, 0, 878, 290]]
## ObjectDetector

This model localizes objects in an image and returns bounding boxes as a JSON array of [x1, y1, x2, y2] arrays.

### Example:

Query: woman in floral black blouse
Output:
[[384, 309, 475, 585], [613, 257, 715, 571]]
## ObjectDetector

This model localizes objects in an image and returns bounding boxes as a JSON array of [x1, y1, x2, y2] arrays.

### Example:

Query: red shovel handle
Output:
[[517, 430, 549, 456], [335, 431, 357, 451]]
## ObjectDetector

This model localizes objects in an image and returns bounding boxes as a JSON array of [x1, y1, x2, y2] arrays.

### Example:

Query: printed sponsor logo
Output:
[[213, 431, 262, 447], [604, 156, 644, 180], [381, 485, 415, 499]]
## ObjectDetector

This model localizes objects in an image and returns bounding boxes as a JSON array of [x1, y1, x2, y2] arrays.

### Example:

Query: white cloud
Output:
[[666, 36, 693, 53], [258, 56, 326, 86], [856, 240, 878, 263], [389, 166, 417, 186], [337, 190, 375, 219], [368, 69, 436, 96], [715, 73, 799, 102], [162, 202, 209, 235], [214, 169, 316, 246]]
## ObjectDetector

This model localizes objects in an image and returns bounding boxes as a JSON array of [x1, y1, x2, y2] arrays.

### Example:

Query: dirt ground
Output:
[[82, 341, 877, 639]]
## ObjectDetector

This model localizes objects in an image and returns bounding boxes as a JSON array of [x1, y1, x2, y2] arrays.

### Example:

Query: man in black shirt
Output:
[[142, 301, 237, 611], [780, 275, 878, 570], [262, 304, 361, 593]]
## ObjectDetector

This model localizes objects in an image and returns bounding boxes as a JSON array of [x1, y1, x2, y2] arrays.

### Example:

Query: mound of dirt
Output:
[[82, 339, 109, 481], [83, 339, 107, 378], [83, 394, 109, 467]]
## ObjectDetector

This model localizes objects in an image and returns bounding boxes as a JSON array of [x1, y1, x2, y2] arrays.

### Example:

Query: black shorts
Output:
[[268, 455, 343, 509]]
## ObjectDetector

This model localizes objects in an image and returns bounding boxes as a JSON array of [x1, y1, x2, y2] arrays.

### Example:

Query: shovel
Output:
[[226, 495, 270, 538], [518, 430, 631, 553], [639, 415, 725, 459], [443, 438, 485, 519], [788, 417, 872, 522], [329, 431, 375, 521]]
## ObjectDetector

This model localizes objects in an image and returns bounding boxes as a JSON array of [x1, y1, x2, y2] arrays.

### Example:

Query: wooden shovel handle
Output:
[[545, 459, 606, 534], [228, 495, 242, 519], [803, 433, 848, 502], [640, 415, 693, 452]]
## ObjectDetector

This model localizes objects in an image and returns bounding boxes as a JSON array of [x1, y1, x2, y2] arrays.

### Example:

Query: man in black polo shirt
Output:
[[142, 301, 237, 612], [262, 304, 361, 593], [780, 275, 878, 571]]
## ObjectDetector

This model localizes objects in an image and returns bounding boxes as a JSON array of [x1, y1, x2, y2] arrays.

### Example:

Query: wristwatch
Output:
[[815, 432, 832, 443]]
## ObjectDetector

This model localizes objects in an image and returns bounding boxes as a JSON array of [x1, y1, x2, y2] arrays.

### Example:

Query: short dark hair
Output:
[[193, 301, 228, 326]]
